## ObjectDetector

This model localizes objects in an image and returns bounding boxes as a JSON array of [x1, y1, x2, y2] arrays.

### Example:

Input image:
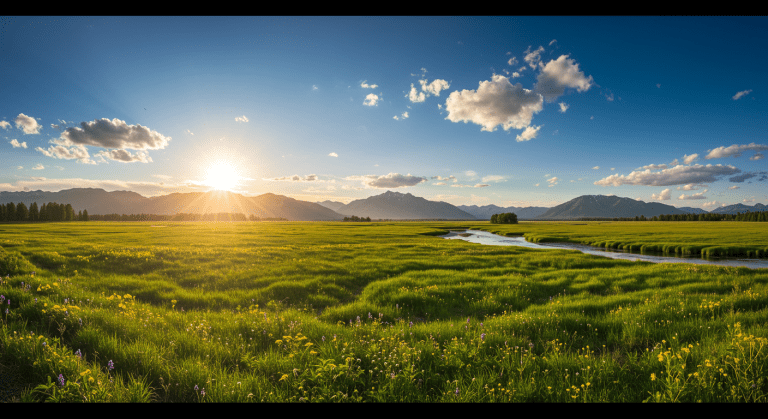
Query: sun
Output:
[[203, 161, 241, 191]]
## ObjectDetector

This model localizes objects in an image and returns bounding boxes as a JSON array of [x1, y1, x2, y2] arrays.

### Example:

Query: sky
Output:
[[1, 16, 767, 210]]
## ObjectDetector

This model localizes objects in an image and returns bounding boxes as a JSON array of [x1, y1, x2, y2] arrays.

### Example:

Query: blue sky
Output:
[[2, 16, 766, 209]]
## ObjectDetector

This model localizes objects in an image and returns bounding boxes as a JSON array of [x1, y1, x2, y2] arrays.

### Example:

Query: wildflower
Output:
[[58, 374, 65, 387], [481, 333, 486, 341], [42, 342, 47, 347], [455, 387, 460, 396], [108, 360, 114, 371], [368, 312, 372, 319], [194, 385, 199, 391], [651, 373, 656, 381], [409, 321, 413, 328], [322, 336, 326, 342], [75, 349, 82, 359], [201, 388, 206, 397]]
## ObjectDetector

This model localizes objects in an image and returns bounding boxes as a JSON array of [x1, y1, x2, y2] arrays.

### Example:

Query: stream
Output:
[[441, 230, 768, 270]]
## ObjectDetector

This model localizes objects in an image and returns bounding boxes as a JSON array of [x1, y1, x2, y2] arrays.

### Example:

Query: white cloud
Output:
[[678, 190, 708, 200], [15, 113, 42, 134], [58, 118, 170, 150], [419, 79, 451, 97], [406, 84, 426, 103], [450, 184, 473, 188], [549, 39, 557, 46], [594, 164, 741, 187], [683, 153, 699, 164], [507, 56, 518, 66], [481, 175, 505, 183], [592, 166, 600, 170], [10, 139, 27, 148], [558, 102, 569, 113], [511, 72, 521, 78], [363, 93, 380, 106], [267, 174, 320, 182], [17, 166, 23, 170], [235, 115, 249, 123], [36, 144, 95, 165], [474, 184, 490, 188], [651, 188, 671, 201], [669, 158, 680, 167], [547, 176, 559, 187], [611, 168, 616, 171], [361, 80, 378, 89], [393, 112, 409, 120], [743, 197, 756, 203], [433, 182, 446, 186], [0, 121, 10, 129], [637, 164, 668, 171], [515, 125, 541, 142], [32, 163, 44, 170], [464, 170, 477, 178], [359, 173, 426, 189], [534, 183, 540, 187], [702, 200, 725, 209], [534, 55, 594, 102], [751, 152, 765, 160], [524, 45, 545, 69], [705, 143, 768, 159], [444, 74, 543, 132], [732, 89, 752, 100], [676, 183, 705, 191], [431, 175, 457, 183], [95, 149, 152, 163], [728, 185, 740, 190], [329, 152, 338, 157]]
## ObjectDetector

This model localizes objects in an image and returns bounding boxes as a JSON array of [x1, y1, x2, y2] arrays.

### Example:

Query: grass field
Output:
[[1, 221, 767, 402]]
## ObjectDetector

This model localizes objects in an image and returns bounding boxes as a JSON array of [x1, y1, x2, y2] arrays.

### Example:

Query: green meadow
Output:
[[1, 221, 767, 402]]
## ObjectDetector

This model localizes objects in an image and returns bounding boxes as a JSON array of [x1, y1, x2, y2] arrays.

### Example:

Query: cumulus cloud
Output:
[[14, 113, 42, 134], [728, 173, 757, 183], [705, 143, 768, 159], [95, 149, 152, 163], [433, 182, 446, 186], [431, 175, 457, 183], [683, 153, 699, 164], [651, 188, 671, 201], [728, 185, 740, 190], [0, 121, 10, 129], [507, 56, 518, 66], [524, 45, 545, 69], [393, 112, 409, 120], [57, 118, 170, 150], [361, 80, 378, 89], [702, 200, 725, 209], [534, 55, 594, 102], [751, 152, 765, 160], [10, 139, 27, 148], [547, 176, 559, 187], [511, 72, 521, 78], [419, 79, 451, 97], [36, 144, 95, 165], [676, 183, 705, 191], [732, 89, 752, 100], [592, 166, 600, 170], [516, 125, 541, 142], [474, 184, 490, 188], [235, 115, 249, 122], [637, 163, 668, 171], [407, 84, 426, 103], [32, 163, 44, 170], [594, 164, 741, 187], [329, 152, 338, 157], [363, 93, 380, 106], [361, 173, 426, 189], [559, 102, 569, 113], [678, 190, 708, 200], [444, 74, 543, 132], [481, 175, 505, 183], [267, 174, 320, 182]]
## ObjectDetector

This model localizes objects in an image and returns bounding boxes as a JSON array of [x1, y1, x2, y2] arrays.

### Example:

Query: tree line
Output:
[[0, 202, 88, 222], [576, 210, 768, 222], [343, 215, 371, 222]]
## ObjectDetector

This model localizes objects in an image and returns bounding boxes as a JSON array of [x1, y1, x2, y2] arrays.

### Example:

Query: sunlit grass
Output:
[[0, 221, 767, 402]]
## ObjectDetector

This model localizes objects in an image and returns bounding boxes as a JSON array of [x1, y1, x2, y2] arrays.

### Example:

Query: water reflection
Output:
[[442, 230, 768, 270]]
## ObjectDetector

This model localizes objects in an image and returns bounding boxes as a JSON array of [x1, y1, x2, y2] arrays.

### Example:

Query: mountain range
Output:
[[1, 189, 765, 221]]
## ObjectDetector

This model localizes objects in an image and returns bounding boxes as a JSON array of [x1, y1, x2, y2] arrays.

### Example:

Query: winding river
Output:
[[442, 230, 768, 270]]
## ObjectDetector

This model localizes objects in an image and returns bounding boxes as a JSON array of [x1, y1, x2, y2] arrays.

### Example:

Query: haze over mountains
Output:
[[1, 189, 765, 221]]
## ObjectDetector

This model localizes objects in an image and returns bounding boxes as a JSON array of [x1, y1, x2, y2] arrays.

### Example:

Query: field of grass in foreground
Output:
[[1, 221, 767, 402]]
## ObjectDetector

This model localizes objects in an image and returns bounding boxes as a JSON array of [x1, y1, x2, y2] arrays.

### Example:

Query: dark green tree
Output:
[[16, 202, 29, 222], [29, 202, 39, 221]]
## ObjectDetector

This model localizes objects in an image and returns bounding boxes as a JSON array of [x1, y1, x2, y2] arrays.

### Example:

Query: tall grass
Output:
[[0, 221, 766, 402]]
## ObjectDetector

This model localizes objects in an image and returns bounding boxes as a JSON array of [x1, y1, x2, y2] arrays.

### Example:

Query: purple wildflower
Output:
[[467, 317, 470, 323], [75, 349, 82, 359], [194, 385, 199, 391], [58, 374, 65, 387], [200, 388, 206, 397], [108, 360, 114, 371], [481, 333, 486, 341], [455, 387, 460, 396], [322, 336, 325, 342], [42, 342, 47, 347], [409, 321, 413, 328], [368, 312, 372, 319]]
